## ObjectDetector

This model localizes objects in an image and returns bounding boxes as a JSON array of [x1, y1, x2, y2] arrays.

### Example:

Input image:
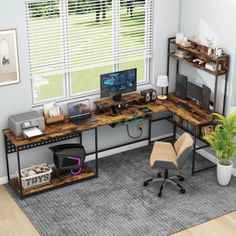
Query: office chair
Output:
[[144, 132, 194, 197]]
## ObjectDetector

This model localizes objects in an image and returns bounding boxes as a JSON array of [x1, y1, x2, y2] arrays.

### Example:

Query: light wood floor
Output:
[[0, 185, 236, 236], [0, 186, 39, 236], [172, 211, 236, 236]]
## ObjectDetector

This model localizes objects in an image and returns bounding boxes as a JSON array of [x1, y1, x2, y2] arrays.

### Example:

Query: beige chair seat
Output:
[[150, 142, 178, 169], [144, 133, 194, 197]]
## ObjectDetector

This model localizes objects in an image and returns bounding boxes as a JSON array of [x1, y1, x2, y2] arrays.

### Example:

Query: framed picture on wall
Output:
[[0, 28, 20, 86]]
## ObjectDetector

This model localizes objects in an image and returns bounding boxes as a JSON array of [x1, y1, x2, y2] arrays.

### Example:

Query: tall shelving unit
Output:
[[167, 37, 229, 115]]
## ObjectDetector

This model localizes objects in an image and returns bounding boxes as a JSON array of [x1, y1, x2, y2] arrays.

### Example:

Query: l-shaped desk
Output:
[[3, 92, 214, 198]]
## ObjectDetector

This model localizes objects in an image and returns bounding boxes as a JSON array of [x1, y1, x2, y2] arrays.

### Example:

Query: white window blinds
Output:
[[67, 0, 113, 72], [26, 0, 153, 74], [26, 0, 64, 77], [25, 0, 153, 102], [118, 0, 153, 64]]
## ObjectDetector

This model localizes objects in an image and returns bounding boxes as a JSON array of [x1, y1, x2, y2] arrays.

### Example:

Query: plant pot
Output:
[[217, 161, 233, 186]]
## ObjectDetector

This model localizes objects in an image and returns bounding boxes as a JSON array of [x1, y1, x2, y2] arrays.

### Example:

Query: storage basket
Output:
[[16, 165, 52, 189]]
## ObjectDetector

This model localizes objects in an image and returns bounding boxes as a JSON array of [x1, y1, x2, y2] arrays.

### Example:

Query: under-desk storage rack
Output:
[[3, 125, 98, 199]]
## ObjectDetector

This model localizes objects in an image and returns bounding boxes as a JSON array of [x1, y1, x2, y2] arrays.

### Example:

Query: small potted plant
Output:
[[206, 37, 215, 56], [204, 111, 236, 186]]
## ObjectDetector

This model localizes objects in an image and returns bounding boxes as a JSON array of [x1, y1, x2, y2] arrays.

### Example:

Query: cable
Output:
[[126, 124, 143, 139]]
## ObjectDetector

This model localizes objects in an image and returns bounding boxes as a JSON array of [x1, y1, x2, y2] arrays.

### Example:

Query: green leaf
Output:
[[204, 111, 236, 163]]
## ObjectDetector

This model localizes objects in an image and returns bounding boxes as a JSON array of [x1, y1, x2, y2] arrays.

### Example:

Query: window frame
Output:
[[27, 0, 153, 106]]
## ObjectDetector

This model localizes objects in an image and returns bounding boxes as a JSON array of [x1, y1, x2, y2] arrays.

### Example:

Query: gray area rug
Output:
[[7, 146, 236, 236]]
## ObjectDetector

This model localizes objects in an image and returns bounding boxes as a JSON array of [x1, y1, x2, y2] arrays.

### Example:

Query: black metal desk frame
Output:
[[4, 128, 99, 199], [167, 37, 229, 115], [151, 115, 215, 176], [4, 110, 214, 199]]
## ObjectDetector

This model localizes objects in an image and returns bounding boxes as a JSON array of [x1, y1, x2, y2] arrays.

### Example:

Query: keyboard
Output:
[[177, 102, 192, 111], [70, 115, 97, 125]]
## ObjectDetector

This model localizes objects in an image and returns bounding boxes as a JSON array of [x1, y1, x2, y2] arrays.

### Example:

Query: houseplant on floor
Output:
[[204, 111, 236, 186]]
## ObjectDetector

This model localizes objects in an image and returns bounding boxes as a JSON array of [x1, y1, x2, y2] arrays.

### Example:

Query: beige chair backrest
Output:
[[174, 133, 194, 168]]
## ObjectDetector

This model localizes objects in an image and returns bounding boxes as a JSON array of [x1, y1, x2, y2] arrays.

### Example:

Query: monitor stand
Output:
[[94, 93, 143, 111], [112, 94, 122, 102]]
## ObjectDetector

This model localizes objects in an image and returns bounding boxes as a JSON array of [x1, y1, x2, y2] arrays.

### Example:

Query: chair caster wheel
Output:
[[157, 172, 162, 178], [180, 189, 186, 194], [179, 176, 184, 181], [158, 192, 162, 197], [143, 182, 149, 187]]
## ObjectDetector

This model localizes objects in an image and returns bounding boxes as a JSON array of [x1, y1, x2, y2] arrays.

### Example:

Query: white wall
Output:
[[180, 0, 236, 167], [0, 1, 33, 180], [180, 0, 236, 111], [0, 0, 180, 181], [153, 0, 180, 93]]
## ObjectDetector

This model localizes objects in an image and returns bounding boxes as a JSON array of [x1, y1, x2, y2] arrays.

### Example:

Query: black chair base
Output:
[[143, 169, 186, 197]]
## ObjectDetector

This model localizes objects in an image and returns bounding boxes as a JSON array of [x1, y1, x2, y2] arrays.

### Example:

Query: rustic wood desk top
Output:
[[157, 93, 213, 126], [3, 93, 213, 148]]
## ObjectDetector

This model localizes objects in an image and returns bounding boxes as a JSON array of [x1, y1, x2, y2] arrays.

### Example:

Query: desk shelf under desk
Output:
[[3, 122, 99, 199]]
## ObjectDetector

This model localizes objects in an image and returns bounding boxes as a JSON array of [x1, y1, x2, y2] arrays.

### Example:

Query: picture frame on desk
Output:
[[215, 47, 223, 57]]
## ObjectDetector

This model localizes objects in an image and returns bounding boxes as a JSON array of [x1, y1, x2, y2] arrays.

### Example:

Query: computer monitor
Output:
[[200, 85, 211, 110], [176, 74, 188, 99], [100, 68, 137, 101], [187, 82, 202, 102]]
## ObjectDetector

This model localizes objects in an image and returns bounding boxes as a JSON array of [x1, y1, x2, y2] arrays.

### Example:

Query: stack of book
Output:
[[175, 49, 188, 59]]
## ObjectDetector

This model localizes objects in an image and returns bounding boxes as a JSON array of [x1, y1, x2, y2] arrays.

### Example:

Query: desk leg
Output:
[[80, 132, 82, 145], [16, 148, 23, 198], [176, 60, 179, 75], [173, 121, 177, 140], [4, 136, 10, 182], [95, 127, 98, 177], [192, 127, 197, 176], [148, 119, 151, 145]]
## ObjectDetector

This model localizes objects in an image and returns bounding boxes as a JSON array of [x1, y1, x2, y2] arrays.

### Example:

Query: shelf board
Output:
[[158, 93, 213, 126], [169, 53, 227, 75], [170, 39, 229, 61], [10, 166, 96, 197]]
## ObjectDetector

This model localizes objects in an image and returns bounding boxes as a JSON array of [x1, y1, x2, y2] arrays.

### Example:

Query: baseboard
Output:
[[85, 141, 147, 162], [0, 176, 8, 185], [85, 133, 173, 162], [0, 133, 173, 186], [0, 173, 17, 185], [197, 149, 236, 177]]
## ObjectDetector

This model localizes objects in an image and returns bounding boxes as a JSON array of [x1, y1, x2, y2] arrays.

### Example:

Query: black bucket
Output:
[[49, 144, 86, 174]]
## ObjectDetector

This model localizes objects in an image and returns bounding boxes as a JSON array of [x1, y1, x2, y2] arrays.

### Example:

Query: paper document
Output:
[[23, 127, 43, 138]]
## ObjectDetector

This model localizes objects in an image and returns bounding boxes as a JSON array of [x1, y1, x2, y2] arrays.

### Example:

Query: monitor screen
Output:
[[187, 82, 202, 102], [201, 84, 211, 110], [176, 74, 188, 99], [67, 99, 90, 118], [100, 68, 137, 100]]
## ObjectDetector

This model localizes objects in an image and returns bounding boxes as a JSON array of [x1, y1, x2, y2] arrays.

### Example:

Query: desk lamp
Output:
[[156, 75, 169, 100]]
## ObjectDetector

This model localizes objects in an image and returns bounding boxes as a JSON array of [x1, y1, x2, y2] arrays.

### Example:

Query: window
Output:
[[26, 0, 153, 103]]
